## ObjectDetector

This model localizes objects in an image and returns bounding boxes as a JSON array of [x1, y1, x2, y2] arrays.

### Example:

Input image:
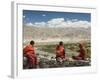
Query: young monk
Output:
[[23, 40, 38, 68], [72, 43, 86, 60], [55, 41, 66, 62]]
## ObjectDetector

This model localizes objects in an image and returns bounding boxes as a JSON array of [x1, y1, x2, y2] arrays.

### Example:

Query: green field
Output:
[[36, 42, 91, 59]]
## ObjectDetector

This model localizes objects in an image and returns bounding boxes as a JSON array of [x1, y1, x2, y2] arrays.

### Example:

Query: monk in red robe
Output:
[[55, 41, 65, 62], [72, 43, 86, 60], [23, 40, 38, 68]]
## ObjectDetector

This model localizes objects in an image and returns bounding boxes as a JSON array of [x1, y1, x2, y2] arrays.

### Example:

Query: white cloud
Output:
[[25, 22, 34, 26], [25, 18, 90, 28], [47, 18, 90, 28], [47, 18, 67, 28], [42, 14, 46, 17], [66, 20, 91, 28], [71, 19, 78, 22], [47, 18, 64, 25], [34, 22, 46, 27], [23, 15, 26, 18]]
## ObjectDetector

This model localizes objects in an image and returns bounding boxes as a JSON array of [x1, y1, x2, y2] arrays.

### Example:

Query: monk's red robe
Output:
[[56, 45, 65, 59], [72, 44, 85, 60], [23, 44, 37, 68]]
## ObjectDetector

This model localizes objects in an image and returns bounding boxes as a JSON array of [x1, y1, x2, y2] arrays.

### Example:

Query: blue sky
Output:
[[23, 10, 91, 24], [23, 10, 91, 28]]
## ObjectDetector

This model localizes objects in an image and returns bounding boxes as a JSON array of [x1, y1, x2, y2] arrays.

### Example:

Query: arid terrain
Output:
[[23, 25, 91, 69]]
